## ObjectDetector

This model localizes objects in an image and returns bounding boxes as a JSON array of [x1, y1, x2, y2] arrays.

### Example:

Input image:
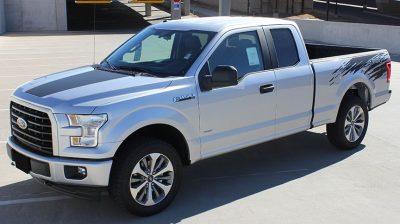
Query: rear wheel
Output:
[[327, 95, 369, 149], [109, 139, 182, 216]]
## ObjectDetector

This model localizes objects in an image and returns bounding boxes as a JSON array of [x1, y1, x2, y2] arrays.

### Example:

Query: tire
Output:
[[109, 138, 182, 216], [327, 95, 369, 150]]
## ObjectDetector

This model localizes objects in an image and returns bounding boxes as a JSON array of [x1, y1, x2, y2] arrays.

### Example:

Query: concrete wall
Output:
[[193, 0, 313, 14], [0, 0, 5, 34], [294, 19, 400, 55], [4, 0, 67, 32], [194, 0, 255, 13]]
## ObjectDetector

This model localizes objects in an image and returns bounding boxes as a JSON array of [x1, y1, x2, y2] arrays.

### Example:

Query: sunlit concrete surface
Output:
[[0, 32, 399, 223]]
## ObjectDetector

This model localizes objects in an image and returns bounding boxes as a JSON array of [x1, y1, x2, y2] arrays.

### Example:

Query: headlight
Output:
[[67, 114, 107, 147]]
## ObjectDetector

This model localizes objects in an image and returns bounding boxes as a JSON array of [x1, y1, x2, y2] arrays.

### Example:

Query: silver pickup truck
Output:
[[6, 17, 392, 216]]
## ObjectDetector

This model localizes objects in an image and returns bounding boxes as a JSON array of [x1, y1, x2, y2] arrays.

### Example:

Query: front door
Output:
[[197, 28, 277, 158]]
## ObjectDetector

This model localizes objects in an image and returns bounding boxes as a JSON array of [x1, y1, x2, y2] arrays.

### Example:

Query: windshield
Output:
[[102, 28, 216, 77]]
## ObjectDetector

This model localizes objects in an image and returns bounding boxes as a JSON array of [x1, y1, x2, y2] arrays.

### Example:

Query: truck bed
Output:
[[308, 43, 390, 127], [306, 43, 377, 60]]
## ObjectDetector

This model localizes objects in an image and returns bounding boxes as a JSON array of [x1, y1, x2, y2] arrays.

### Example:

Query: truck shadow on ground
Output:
[[0, 130, 364, 223]]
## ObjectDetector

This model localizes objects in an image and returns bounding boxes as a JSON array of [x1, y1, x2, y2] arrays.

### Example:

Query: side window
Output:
[[207, 31, 264, 79], [270, 28, 299, 67]]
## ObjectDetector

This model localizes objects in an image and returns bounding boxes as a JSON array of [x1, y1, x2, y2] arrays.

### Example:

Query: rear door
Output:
[[263, 25, 314, 138]]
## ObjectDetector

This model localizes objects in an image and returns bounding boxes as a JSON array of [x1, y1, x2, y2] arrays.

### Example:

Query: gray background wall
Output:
[[294, 19, 400, 55], [194, 0, 256, 13], [4, 0, 67, 32], [192, 0, 313, 14], [0, 0, 5, 34]]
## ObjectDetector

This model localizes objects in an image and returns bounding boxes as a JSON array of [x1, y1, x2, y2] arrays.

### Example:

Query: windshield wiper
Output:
[[96, 63, 163, 78], [94, 64, 137, 76], [116, 66, 158, 77]]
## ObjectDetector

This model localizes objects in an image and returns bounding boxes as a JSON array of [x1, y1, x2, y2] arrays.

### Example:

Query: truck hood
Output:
[[13, 66, 174, 114]]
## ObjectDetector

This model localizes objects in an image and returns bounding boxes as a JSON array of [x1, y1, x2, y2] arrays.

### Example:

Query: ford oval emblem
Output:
[[16, 117, 28, 130]]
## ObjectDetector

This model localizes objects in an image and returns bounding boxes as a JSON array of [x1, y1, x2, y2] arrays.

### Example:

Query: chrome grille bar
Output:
[[11, 105, 50, 120], [11, 125, 52, 143], [27, 120, 51, 128], [12, 132, 53, 153]]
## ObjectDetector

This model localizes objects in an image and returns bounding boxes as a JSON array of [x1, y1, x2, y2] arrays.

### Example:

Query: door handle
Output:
[[260, 84, 274, 94]]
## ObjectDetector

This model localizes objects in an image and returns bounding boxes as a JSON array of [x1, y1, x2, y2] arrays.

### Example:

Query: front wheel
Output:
[[327, 95, 369, 150], [109, 139, 182, 216]]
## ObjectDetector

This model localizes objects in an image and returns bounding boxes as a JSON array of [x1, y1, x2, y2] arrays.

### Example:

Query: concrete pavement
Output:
[[0, 32, 399, 223]]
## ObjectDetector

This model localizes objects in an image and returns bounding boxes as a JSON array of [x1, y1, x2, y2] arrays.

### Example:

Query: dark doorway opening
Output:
[[66, 0, 149, 31]]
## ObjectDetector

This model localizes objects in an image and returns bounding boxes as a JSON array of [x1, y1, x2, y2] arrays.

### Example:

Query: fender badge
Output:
[[173, 94, 195, 103]]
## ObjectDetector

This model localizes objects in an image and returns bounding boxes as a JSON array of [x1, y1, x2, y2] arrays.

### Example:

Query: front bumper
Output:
[[7, 137, 113, 187]]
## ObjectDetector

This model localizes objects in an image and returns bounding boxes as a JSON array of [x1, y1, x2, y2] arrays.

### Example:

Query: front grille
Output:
[[10, 102, 53, 155]]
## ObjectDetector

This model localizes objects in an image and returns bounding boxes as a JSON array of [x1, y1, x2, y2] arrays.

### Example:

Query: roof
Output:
[[153, 17, 297, 32]]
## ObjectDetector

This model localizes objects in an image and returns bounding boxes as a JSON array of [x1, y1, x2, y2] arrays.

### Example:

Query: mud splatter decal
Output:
[[329, 52, 389, 86]]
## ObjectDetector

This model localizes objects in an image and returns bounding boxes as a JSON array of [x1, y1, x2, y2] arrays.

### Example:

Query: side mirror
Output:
[[199, 62, 213, 91], [212, 65, 238, 88]]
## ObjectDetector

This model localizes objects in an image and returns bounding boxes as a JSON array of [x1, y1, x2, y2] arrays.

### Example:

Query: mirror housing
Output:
[[211, 65, 238, 88], [199, 62, 213, 91]]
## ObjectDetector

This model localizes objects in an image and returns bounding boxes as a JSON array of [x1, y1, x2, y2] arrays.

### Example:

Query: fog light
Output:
[[64, 166, 87, 180], [77, 166, 87, 176]]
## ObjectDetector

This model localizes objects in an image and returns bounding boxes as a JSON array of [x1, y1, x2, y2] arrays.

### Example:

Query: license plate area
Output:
[[11, 149, 50, 177]]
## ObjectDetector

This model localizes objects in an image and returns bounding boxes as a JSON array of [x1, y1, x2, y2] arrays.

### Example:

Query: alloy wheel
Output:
[[129, 153, 174, 206], [344, 105, 365, 142]]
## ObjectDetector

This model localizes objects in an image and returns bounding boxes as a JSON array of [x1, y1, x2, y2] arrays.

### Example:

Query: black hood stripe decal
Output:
[[26, 70, 126, 97]]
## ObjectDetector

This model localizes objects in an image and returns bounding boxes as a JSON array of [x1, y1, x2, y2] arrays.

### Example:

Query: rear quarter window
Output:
[[270, 28, 299, 68]]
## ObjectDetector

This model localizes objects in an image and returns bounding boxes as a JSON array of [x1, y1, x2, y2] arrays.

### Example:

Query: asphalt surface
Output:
[[0, 32, 399, 223]]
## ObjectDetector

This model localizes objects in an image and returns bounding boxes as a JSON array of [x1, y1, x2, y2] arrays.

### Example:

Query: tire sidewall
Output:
[[336, 96, 369, 148], [113, 140, 182, 216]]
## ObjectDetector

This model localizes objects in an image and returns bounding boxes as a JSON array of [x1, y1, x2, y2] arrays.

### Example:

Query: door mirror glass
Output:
[[212, 65, 238, 88]]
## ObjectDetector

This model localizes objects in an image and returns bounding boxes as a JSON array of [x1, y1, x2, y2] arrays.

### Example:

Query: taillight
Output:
[[386, 61, 392, 83]]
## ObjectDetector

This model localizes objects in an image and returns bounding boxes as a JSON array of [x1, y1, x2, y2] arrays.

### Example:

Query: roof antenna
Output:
[[93, 3, 97, 64]]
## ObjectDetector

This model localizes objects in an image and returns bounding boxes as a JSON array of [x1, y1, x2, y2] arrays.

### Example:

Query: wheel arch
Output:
[[334, 81, 372, 122], [344, 82, 372, 108], [114, 123, 192, 166]]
